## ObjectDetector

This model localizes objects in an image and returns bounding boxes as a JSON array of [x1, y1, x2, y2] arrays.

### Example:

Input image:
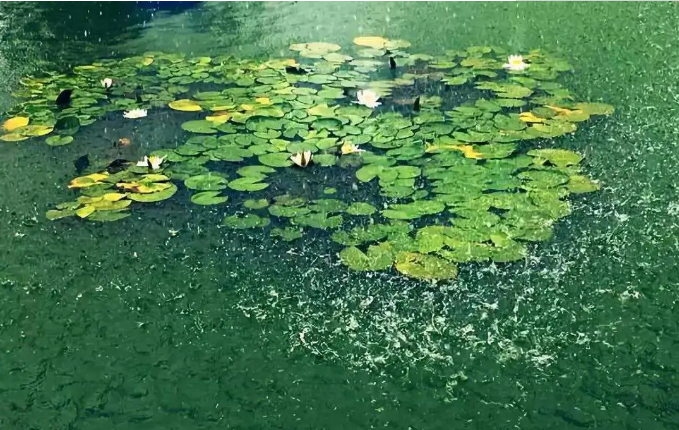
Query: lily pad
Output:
[[394, 252, 458, 280], [184, 174, 228, 191], [243, 198, 270, 209], [46, 135, 74, 146], [271, 227, 303, 241], [223, 213, 270, 229], [228, 176, 269, 192], [181, 120, 217, 134], [346, 202, 377, 216], [190, 191, 228, 205]]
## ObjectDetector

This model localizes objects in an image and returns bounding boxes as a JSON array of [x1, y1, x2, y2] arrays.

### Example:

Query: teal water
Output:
[[0, 2, 678, 429]]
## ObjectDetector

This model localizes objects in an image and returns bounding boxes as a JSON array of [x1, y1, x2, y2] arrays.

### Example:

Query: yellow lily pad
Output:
[[103, 193, 127, 202], [169, 99, 202, 112], [76, 205, 96, 219], [353, 36, 388, 49], [68, 173, 109, 188], [3, 116, 29, 131], [0, 133, 29, 142], [452, 145, 483, 159], [117, 181, 171, 194], [519, 112, 544, 123], [206, 114, 231, 124], [142, 57, 154, 66]]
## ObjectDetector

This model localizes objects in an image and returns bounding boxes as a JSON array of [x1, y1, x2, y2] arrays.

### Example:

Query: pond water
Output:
[[0, 2, 678, 429]]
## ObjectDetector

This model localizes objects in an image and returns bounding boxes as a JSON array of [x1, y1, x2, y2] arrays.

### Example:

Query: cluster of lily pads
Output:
[[2, 36, 613, 280]]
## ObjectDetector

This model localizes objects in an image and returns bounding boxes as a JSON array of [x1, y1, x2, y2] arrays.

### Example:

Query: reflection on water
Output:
[[0, 2, 678, 429]]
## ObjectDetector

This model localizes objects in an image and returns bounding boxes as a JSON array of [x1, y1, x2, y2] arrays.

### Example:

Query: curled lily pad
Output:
[[223, 213, 270, 229], [190, 191, 228, 205]]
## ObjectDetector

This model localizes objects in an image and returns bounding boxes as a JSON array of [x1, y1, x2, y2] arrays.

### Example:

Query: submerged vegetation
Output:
[[2, 36, 613, 280]]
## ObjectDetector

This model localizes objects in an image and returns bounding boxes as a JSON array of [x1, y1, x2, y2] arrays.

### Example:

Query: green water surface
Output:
[[0, 2, 677, 429]]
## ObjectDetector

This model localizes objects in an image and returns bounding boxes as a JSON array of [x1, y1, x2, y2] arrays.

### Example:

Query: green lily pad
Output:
[[228, 176, 269, 192], [339, 243, 394, 271], [127, 183, 178, 202], [259, 152, 293, 167], [270, 227, 304, 241], [528, 148, 582, 167], [243, 198, 270, 209], [346, 202, 377, 216], [190, 191, 228, 205], [181, 120, 217, 134], [184, 174, 228, 191], [46, 135, 74, 146], [223, 213, 270, 229], [54, 116, 80, 135], [293, 212, 343, 229], [87, 210, 131, 222], [394, 252, 458, 280]]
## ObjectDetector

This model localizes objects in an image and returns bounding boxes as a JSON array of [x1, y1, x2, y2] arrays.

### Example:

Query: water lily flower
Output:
[[356, 89, 381, 109], [503, 55, 529, 71], [136, 155, 166, 170], [123, 108, 147, 119], [290, 151, 312, 167], [341, 141, 364, 155], [101, 78, 113, 89]]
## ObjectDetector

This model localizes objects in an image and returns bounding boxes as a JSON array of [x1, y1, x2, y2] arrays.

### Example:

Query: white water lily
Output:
[[356, 89, 381, 108], [341, 141, 364, 155], [290, 151, 312, 167], [503, 55, 529, 71], [123, 108, 147, 119], [136, 155, 166, 170], [101, 78, 113, 89]]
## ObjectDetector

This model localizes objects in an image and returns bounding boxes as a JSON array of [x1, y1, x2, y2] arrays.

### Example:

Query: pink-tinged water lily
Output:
[[136, 155, 166, 170], [356, 89, 381, 108], [290, 151, 312, 167], [101, 78, 113, 89], [123, 108, 147, 119], [341, 141, 364, 155], [503, 55, 529, 71]]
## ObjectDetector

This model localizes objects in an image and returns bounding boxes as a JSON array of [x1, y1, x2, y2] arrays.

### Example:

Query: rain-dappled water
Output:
[[1, 2, 678, 429]]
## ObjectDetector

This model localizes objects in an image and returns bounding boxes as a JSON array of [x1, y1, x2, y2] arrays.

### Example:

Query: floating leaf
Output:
[[169, 99, 202, 112], [45, 135, 73, 146], [528, 148, 582, 167], [228, 176, 269, 192], [181, 120, 217, 134], [127, 183, 178, 202], [339, 244, 394, 271], [394, 252, 458, 280], [353, 36, 388, 49], [191, 191, 228, 205], [3, 116, 29, 131], [271, 227, 303, 241], [259, 152, 293, 167], [223, 213, 270, 229], [184, 174, 228, 191], [243, 198, 269, 209], [346, 202, 377, 216]]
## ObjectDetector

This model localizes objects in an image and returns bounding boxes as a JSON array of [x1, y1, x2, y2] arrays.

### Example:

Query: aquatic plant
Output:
[[0, 37, 613, 280]]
